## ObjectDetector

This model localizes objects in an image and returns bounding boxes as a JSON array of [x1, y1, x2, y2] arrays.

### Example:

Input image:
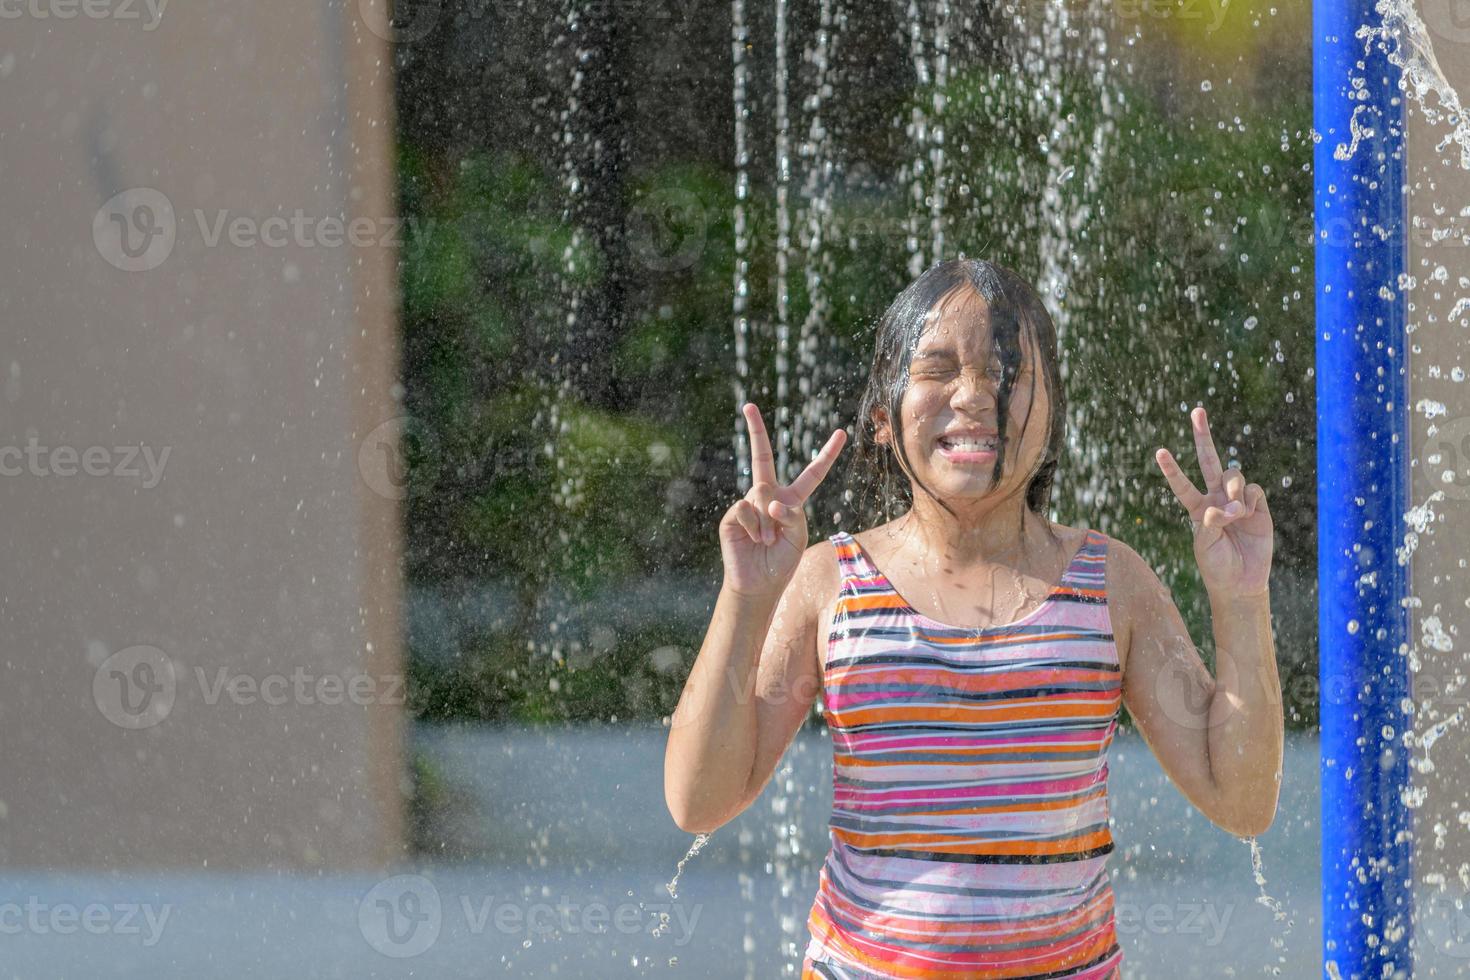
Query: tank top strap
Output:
[[1058, 527, 1108, 593], [829, 531, 878, 585]]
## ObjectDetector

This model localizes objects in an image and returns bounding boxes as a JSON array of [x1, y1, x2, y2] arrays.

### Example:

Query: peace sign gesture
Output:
[[720, 402, 848, 600], [1155, 406, 1274, 601]]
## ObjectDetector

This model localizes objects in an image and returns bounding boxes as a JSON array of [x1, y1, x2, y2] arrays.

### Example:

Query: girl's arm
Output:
[[663, 402, 846, 835], [1113, 539, 1284, 838], [1115, 405, 1284, 837], [663, 546, 824, 834]]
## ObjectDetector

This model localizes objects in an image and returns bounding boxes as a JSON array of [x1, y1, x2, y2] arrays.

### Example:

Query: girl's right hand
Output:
[[719, 402, 847, 601]]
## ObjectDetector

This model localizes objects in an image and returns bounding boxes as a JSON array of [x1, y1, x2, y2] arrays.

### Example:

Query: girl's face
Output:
[[875, 286, 1050, 504]]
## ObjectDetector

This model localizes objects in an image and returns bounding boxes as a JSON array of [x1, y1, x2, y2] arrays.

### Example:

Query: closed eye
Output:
[[909, 351, 1029, 383], [911, 366, 1016, 381]]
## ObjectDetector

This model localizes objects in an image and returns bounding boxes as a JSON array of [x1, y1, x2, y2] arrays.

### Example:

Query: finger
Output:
[[1193, 505, 1230, 549], [733, 499, 764, 543], [1246, 483, 1268, 516], [1222, 466, 1246, 505], [788, 427, 848, 501], [755, 501, 776, 545], [1204, 501, 1244, 527], [1155, 447, 1205, 513], [767, 498, 802, 528], [743, 402, 778, 487], [729, 499, 764, 543], [1192, 406, 1225, 495], [1199, 505, 1234, 543]]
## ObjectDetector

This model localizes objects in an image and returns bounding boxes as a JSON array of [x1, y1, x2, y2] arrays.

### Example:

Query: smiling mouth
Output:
[[936, 435, 999, 452]]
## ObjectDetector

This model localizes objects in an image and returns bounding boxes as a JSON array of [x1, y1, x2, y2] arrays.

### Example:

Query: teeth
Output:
[[941, 437, 996, 451]]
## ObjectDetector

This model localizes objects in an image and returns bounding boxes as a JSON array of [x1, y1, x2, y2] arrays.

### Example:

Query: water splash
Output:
[[731, 0, 754, 495], [1248, 836, 1289, 923], [540, 0, 593, 666], [665, 832, 712, 899], [1397, 489, 1444, 566], [774, 0, 793, 483], [902, 0, 931, 277], [1028, 1, 1113, 343], [770, 761, 808, 976], [1359, 0, 1470, 170], [792, 0, 844, 485], [928, 0, 950, 265], [1242, 835, 1296, 975]]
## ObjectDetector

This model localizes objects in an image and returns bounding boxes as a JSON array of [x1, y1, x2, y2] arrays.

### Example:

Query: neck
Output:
[[891, 492, 1050, 565]]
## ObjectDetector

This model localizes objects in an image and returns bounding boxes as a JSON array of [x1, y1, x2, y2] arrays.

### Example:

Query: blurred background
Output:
[[2, 0, 1468, 976]]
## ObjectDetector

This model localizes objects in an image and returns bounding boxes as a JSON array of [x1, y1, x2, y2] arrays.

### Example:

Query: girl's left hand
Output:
[[1154, 406, 1274, 601]]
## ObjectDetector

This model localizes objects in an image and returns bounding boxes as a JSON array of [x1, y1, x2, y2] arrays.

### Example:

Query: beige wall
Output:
[[1407, 16, 1470, 892], [0, 1, 406, 869]]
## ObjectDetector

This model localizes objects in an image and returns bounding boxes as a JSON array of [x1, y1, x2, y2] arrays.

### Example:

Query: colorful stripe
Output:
[[803, 529, 1125, 979]]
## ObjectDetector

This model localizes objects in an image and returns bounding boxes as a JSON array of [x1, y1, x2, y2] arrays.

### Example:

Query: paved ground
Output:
[[4, 725, 1466, 976]]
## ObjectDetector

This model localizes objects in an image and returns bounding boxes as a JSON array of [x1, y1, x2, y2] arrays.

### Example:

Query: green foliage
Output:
[[407, 630, 692, 725]]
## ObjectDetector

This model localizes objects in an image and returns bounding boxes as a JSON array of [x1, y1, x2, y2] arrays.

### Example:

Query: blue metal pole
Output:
[[1314, 0, 1413, 977]]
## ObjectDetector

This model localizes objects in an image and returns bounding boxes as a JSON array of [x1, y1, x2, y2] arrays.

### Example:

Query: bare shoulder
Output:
[[788, 536, 841, 624], [786, 536, 842, 680], [1099, 529, 1154, 586], [1099, 531, 1161, 675], [1058, 520, 1092, 552]]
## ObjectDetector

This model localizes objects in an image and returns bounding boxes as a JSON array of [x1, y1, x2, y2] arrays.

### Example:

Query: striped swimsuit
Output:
[[802, 527, 1125, 979]]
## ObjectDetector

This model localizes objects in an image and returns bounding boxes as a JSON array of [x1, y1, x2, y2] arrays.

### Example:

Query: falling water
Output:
[[783, 0, 847, 971], [1023, 0, 1113, 347], [971, 0, 1120, 530], [774, 0, 793, 483], [896, 0, 952, 271], [1030, 1, 1077, 328], [1366, 0, 1470, 169], [732, 0, 754, 495], [901, 0, 931, 277], [1246, 835, 1294, 976], [928, 0, 950, 265], [541, 0, 592, 667], [792, 0, 843, 478], [664, 832, 712, 899]]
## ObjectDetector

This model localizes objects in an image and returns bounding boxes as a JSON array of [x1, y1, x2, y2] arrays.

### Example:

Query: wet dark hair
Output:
[[844, 257, 1066, 538]]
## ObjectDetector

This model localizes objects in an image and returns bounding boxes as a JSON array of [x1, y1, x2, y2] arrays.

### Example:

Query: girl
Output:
[[664, 257, 1283, 979]]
